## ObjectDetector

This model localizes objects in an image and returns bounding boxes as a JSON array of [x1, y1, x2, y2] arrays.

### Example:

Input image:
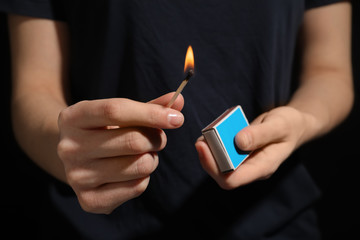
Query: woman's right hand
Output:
[[57, 93, 184, 214]]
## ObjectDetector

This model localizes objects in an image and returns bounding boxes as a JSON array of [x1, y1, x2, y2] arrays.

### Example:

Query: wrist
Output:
[[287, 106, 326, 149]]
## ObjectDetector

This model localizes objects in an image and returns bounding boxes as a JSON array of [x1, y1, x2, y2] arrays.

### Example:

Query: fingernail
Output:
[[168, 112, 184, 127]]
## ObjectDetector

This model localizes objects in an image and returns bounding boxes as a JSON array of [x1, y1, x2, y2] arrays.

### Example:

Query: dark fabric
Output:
[[1, 0, 346, 239], [305, 0, 348, 9], [0, 0, 64, 20], [50, 161, 321, 239]]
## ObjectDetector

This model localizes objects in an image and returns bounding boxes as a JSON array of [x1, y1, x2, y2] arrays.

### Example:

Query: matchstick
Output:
[[166, 69, 194, 108]]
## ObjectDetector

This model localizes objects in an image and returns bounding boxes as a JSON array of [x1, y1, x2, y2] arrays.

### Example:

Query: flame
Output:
[[184, 45, 194, 72]]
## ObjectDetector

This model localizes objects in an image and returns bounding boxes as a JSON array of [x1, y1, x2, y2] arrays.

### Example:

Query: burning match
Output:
[[166, 45, 195, 108]]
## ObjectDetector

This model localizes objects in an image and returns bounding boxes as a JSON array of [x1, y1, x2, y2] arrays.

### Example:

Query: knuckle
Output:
[[66, 169, 96, 189], [148, 107, 164, 127], [102, 100, 119, 122], [218, 180, 238, 191], [258, 164, 277, 181], [57, 109, 67, 126], [135, 154, 157, 176], [58, 101, 85, 126], [156, 130, 167, 151], [125, 131, 147, 153], [58, 107, 73, 128], [132, 177, 150, 197], [65, 170, 81, 187], [146, 128, 167, 151], [57, 138, 78, 162], [77, 191, 106, 214], [77, 189, 120, 215]]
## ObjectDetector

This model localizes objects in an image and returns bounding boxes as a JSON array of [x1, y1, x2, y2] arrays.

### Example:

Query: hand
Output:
[[195, 106, 310, 190], [57, 93, 184, 214]]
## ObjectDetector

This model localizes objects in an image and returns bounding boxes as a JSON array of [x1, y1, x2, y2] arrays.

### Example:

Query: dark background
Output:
[[1, 3, 359, 239]]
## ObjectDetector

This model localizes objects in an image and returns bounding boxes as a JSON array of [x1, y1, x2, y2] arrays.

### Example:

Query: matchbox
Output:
[[202, 106, 250, 173]]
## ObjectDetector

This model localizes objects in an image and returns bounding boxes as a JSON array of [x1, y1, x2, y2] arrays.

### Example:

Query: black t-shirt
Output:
[[1, 0, 344, 239]]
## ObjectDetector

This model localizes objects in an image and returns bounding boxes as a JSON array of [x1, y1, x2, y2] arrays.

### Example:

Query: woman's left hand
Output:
[[195, 106, 312, 190]]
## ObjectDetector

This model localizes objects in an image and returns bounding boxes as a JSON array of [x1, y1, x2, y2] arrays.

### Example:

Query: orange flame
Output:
[[184, 45, 194, 73]]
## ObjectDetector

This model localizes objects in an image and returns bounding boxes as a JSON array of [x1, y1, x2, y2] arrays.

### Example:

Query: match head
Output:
[[185, 68, 194, 81]]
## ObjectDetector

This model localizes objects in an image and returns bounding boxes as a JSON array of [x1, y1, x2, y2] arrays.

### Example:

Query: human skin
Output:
[[195, 2, 353, 190], [8, 2, 353, 214]]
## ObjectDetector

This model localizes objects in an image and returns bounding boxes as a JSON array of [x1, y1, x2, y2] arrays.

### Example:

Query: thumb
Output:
[[235, 116, 287, 151], [148, 92, 185, 111]]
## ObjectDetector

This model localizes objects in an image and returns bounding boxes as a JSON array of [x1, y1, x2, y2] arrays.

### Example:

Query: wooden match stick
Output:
[[166, 69, 194, 108]]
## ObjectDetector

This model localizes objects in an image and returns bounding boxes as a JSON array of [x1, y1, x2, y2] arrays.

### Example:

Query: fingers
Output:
[[57, 125, 166, 214], [195, 137, 222, 179], [57, 93, 185, 214], [196, 107, 304, 190], [59, 96, 184, 129], [77, 177, 150, 214], [235, 113, 288, 151], [67, 153, 159, 188], [196, 137, 285, 190], [148, 92, 185, 111], [59, 135, 160, 214], [65, 127, 167, 159]]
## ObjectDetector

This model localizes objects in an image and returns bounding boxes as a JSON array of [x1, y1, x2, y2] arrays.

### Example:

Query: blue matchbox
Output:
[[202, 106, 250, 173]]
